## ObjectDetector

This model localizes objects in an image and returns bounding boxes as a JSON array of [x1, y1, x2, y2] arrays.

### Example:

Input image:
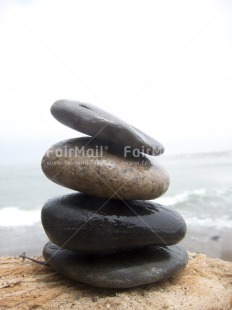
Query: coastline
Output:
[[180, 226, 232, 262], [0, 252, 231, 309], [0, 223, 232, 262]]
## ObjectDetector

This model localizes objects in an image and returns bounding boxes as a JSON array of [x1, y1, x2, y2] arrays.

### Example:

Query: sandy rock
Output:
[[0, 253, 231, 309], [41, 137, 169, 200]]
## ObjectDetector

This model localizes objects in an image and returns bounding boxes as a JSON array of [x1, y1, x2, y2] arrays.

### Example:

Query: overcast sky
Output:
[[0, 0, 232, 164]]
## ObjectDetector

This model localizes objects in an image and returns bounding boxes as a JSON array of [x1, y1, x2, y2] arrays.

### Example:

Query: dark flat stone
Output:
[[41, 193, 187, 254], [51, 99, 164, 155], [41, 137, 169, 200], [43, 242, 188, 288]]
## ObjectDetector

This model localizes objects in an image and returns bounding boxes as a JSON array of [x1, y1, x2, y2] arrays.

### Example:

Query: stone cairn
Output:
[[41, 100, 188, 288]]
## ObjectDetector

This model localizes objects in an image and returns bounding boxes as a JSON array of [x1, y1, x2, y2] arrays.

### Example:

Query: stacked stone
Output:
[[41, 100, 188, 288]]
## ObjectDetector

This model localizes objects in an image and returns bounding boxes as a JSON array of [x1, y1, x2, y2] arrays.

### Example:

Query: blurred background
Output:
[[0, 0, 231, 259]]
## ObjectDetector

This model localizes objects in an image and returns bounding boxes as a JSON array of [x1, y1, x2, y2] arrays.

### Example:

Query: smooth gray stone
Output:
[[41, 137, 169, 200], [51, 99, 164, 156], [43, 242, 188, 288], [41, 193, 187, 254]]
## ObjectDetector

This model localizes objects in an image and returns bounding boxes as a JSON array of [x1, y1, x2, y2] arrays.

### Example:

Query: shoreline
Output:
[[180, 225, 232, 262], [0, 224, 232, 262]]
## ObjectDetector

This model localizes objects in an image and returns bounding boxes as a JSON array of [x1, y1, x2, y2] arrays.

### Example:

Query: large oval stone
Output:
[[51, 99, 164, 156], [41, 137, 169, 200], [43, 242, 188, 288], [41, 193, 186, 254]]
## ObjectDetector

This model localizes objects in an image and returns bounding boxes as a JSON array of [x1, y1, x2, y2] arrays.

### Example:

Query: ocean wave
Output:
[[155, 187, 232, 229], [1, 187, 232, 229], [185, 216, 232, 229], [0, 207, 40, 227], [156, 187, 232, 206]]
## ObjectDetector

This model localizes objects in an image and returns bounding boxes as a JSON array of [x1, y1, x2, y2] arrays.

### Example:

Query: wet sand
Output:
[[180, 226, 232, 261]]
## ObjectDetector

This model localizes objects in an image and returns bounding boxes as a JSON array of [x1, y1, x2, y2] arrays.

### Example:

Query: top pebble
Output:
[[51, 99, 164, 156]]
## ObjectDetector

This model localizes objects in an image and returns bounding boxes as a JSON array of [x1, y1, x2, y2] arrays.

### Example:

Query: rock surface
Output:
[[51, 99, 164, 155], [0, 253, 231, 309], [41, 137, 169, 200], [43, 242, 188, 288], [41, 193, 187, 253]]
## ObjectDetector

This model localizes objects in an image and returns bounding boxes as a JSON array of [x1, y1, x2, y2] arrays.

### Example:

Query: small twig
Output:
[[0, 280, 21, 289], [19, 252, 49, 266]]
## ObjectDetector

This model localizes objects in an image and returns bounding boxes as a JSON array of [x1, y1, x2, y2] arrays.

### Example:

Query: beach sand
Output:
[[0, 252, 231, 309], [180, 226, 232, 262]]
